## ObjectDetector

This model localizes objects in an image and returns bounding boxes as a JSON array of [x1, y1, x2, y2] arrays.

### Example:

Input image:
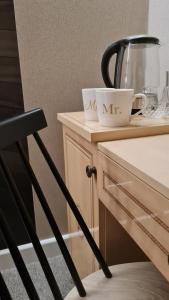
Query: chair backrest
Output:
[[0, 108, 111, 299]]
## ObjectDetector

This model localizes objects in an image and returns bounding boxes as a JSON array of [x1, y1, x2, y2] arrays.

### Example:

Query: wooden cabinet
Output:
[[58, 112, 148, 278], [61, 124, 145, 278], [63, 126, 98, 278], [59, 112, 169, 284]]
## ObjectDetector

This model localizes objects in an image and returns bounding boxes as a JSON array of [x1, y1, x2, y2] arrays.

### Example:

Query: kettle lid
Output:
[[119, 34, 159, 45]]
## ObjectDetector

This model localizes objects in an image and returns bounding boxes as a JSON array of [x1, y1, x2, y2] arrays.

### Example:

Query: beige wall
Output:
[[14, 0, 148, 238]]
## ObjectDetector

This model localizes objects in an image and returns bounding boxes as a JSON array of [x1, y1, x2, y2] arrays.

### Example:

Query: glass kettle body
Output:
[[101, 35, 160, 113]]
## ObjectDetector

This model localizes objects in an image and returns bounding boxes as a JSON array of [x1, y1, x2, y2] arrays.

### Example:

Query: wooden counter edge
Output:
[[97, 143, 169, 200]]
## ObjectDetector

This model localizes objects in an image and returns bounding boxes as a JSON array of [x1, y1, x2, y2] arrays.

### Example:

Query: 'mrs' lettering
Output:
[[86, 100, 97, 111]]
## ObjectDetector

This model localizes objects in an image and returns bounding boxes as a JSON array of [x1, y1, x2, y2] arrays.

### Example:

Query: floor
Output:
[[2, 254, 74, 299]]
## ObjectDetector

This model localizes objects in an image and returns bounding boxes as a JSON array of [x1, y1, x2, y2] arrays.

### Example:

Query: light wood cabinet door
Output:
[[64, 133, 96, 278]]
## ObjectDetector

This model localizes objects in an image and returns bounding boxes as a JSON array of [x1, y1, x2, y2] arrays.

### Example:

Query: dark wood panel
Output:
[[0, 0, 15, 30], [0, 30, 18, 57], [0, 82, 23, 107], [99, 201, 148, 265], [3, 149, 35, 226], [0, 57, 20, 82], [0, 164, 30, 248], [0, 0, 35, 249], [0, 106, 23, 121]]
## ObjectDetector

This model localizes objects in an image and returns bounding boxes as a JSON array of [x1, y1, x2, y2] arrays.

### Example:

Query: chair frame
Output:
[[0, 108, 112, 299], [0, 207, 40, 299]]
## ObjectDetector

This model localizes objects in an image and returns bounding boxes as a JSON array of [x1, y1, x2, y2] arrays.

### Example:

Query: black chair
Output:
[[1, 109, 169, 300], [0, 108, 111, 299]]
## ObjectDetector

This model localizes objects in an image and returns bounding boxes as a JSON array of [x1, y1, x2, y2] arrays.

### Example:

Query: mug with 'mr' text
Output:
[[96, 89, 144, 127]]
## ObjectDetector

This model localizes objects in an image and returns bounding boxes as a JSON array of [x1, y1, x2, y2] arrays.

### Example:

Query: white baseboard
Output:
[[0, 234, 70, 271], [0, 227, 98, 271]]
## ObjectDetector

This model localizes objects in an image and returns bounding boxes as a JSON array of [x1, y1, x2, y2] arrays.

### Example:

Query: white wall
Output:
[[14, 0, 148, 238], [148, 0, 169, 96]]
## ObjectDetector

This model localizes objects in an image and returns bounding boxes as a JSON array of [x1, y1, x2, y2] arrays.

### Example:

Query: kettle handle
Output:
[[101, 41, 126, 88]]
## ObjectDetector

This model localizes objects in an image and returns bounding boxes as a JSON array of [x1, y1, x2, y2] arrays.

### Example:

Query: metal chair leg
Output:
[[0, 209, 40, 299], [16, 141, 86, 297], [0, 153, 63, 300], [34, 132, 112, 279]]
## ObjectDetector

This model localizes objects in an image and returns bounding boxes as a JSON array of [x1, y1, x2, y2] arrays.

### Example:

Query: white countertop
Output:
[[98, 134, 169, 199]]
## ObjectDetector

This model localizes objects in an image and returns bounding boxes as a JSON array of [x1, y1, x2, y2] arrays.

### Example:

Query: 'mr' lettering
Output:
[[103, 104, 121, 114]]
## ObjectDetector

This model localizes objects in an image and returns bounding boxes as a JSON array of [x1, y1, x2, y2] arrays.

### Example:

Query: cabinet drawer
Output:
[[98, 152, 169, 282]]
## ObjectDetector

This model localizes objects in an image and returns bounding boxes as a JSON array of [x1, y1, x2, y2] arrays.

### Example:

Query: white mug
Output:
[[82, 88, 115, 121], [96, 89, 147, 127]]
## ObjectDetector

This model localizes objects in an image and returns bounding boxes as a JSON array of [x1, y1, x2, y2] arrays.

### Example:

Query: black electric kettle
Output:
[[101, 35, 160, 112]]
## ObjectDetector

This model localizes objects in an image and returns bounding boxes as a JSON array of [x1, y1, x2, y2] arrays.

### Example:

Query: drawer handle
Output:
[[86, 165, 97, 178]]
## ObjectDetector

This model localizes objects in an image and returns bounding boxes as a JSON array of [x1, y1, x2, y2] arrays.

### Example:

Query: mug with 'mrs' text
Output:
[[82, 88, 115, 121], [82, 88, 98, 121]]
